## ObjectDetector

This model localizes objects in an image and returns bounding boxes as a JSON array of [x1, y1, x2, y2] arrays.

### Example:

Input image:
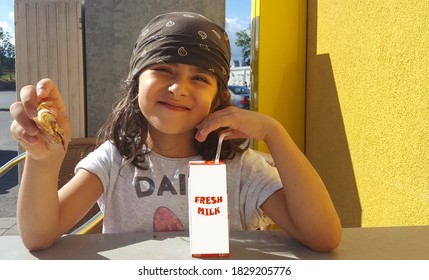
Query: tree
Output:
[[0, 27, 16, 80], [234, 24, 251, 66]]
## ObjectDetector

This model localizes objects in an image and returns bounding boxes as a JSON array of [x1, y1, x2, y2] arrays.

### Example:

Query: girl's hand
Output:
[[9, 79, 72, 161], [195, 106, 277, 142]]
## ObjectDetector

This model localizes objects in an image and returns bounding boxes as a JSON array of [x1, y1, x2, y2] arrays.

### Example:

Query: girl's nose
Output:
[[168, 79, 189, 97]]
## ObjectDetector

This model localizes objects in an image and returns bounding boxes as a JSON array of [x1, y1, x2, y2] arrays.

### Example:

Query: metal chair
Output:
[[0, 138, 104, 234]]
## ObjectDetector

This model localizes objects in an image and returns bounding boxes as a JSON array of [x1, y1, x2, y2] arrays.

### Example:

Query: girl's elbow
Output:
[[20, 232, 57, 251], [310, 226, 342, 252]]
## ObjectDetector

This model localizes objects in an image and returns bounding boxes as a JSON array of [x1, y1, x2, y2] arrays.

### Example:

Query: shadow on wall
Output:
[[305, 0, 362, 227]]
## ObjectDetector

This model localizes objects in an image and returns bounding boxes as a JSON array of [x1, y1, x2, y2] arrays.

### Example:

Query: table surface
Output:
[[1, 226, 429, 260]]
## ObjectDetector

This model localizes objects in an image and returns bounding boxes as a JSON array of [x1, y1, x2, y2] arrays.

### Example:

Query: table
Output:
[[1, 226, 429, 260]]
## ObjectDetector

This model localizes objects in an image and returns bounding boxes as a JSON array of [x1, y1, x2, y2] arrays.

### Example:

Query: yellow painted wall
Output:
[[251, 0, 307, 152], [306, 0, 429, 227]]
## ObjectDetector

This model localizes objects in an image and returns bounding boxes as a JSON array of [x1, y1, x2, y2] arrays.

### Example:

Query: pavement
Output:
[[0, 217, 17, 236], [0, 90, 19, 235]]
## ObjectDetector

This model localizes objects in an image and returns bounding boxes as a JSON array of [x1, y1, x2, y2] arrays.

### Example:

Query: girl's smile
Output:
[[157, 100, 190, 111]]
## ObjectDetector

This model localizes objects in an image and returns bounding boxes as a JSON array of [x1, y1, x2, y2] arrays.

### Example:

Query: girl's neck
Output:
[[147, 127, 198, 158]]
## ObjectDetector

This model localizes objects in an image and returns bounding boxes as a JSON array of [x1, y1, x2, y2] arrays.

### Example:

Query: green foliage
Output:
[[0, 27, 16, 83], [234, 24, 251, 65]]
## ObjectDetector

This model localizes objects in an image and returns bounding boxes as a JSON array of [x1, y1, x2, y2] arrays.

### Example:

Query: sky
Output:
[[225, 0, 252, 62], [0, 0, 15, 44], [0, 0, 251, 61]]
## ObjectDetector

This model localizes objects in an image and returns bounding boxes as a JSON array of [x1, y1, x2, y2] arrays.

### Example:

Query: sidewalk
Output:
[[0, 91, 17, 150], [0, 91, 19, 236], [0, 217, 18, 236]]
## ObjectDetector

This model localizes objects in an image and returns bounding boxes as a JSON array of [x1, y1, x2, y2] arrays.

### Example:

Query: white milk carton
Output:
[[188, 160, 229, 257]]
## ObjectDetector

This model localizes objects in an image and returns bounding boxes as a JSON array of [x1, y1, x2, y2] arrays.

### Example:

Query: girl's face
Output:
[[137, 63, 219, 136]]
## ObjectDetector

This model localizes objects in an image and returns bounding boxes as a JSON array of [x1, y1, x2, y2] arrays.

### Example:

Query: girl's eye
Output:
[[154, 67, 172, 73], [193, 75, 210, 84]]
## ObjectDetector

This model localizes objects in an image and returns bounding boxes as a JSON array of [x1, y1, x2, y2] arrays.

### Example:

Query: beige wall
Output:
[[306, 0, 429, 227], [15, 0, 85, 137]]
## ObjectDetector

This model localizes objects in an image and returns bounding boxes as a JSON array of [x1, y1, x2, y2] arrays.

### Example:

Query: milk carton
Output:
[[188, 160, 229, 257]]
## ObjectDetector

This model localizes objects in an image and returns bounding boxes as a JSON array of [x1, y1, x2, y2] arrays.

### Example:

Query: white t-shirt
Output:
[[75, 141, 282, 233]]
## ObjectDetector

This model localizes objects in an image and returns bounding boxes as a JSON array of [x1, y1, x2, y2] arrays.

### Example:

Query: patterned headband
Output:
[[128, 12, 231, 90]]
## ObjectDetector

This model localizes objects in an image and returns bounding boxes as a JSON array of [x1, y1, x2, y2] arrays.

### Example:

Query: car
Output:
[[228, 85, 250, 110]]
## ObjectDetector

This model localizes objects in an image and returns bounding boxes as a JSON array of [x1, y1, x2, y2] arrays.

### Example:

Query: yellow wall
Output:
[[306, 0, 429, 227], [251, 0, 307, 152]]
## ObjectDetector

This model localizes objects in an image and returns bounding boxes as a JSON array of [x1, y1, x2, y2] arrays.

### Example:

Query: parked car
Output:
[[228, 85, 250, 110]]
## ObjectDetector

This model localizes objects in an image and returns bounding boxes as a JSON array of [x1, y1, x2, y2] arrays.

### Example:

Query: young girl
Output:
[[10, 12, 341, 252]]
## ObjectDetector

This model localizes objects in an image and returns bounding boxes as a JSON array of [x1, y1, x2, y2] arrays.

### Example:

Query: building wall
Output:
[[306, 0, 429, 227], [15, 0, 85, 137], [251, 0, 307, 152], [85, 0, 225, 136], [229, 66, 251, 87]]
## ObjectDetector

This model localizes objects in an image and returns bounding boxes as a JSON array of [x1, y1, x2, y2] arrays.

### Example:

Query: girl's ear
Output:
[[210, 89, 230, 113], [209, 90, 223, 112], [223, 88, 231, 101]]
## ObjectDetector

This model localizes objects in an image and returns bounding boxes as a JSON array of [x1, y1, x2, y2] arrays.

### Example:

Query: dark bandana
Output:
[[129, 12, 231, 89]]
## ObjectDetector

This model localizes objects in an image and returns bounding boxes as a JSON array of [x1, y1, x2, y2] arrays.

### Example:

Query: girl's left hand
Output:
[[195, 106, 276, 142]]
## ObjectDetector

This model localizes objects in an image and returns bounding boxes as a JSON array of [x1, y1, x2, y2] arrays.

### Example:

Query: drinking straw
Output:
[[215, 132, 232, 164]]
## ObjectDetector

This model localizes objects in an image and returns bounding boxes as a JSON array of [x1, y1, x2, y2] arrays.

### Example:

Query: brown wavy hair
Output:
[[96, 75, 249, 169]]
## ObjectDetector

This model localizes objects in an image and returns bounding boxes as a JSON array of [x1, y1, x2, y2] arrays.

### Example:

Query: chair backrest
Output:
[[58, 138, 96, 188], [58, 138, 102, 233], [0, 137, 101, 234]]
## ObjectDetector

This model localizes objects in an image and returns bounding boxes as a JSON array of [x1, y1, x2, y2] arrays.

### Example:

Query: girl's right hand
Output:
[[9, 78, 72, 161]]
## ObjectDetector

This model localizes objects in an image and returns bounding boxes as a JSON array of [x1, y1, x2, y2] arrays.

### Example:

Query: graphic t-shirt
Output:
[[75, 141, 283, 233]]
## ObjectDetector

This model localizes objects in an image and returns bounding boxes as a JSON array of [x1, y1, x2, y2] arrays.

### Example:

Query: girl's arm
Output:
[[10, 79, 103, 251], [196, 107, 342, 252], [258, 119, 342, 252], [17, 161, 103, 251]]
